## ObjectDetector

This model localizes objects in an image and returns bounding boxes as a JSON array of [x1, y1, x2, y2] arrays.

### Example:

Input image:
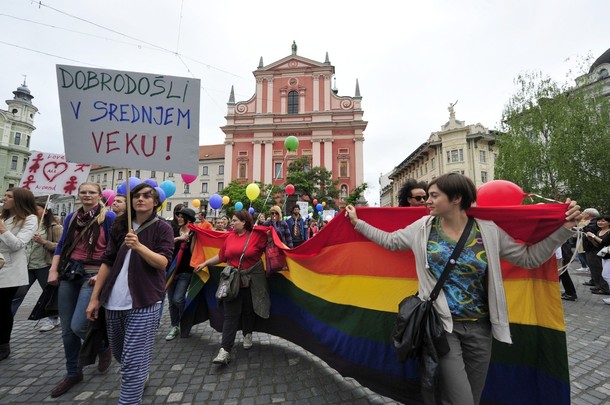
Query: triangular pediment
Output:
[[259, 55, 330, 72]]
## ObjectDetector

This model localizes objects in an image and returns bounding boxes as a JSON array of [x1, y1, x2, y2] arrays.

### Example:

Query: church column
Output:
[[313, 75, 320, 111], [266, 77, 274, 113], [264, 140, 273, 184], [299, 88, 306, 114], [354, 136, 365, 185], [280, 88, 287, 114], [312, 139, 321, 167], [224, 142, 234, 185], [323, 74, 331, 111], [256, 78, 263, 114], [323, 139, 333, 172], [253, 140, 262, 182]]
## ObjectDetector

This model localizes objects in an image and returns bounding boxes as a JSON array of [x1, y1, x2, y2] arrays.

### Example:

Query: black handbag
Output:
[[392, 217, 474, 362], [215, 231, 252, 302], [28, 284, 59, 320]]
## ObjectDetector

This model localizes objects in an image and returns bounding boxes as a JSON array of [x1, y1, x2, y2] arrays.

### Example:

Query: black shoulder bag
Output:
[[392, 216, 474, 362]]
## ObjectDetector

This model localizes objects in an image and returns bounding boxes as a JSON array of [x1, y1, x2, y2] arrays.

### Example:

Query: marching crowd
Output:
[[1, 172, 606, 405]]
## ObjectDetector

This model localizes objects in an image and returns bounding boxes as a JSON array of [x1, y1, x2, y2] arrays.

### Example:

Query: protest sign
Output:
[[56, 65, 200, 175], [19, 151, 91, 196]]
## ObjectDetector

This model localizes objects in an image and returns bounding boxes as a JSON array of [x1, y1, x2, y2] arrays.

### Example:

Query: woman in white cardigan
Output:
[[0, 187, 38, 361], [345, 173, 580, 405]]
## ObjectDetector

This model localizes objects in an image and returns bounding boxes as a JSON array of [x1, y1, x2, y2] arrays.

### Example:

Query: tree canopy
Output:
[[286, 157, 340, 210], [495, 71, 610, 212]]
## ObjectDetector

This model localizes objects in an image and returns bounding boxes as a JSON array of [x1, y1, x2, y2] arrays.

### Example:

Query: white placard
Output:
[[56, 65, 200, 175], [19, 151, 91, 196]]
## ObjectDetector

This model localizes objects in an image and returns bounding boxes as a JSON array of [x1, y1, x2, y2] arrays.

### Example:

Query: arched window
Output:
[[288, 91, 298, 114]]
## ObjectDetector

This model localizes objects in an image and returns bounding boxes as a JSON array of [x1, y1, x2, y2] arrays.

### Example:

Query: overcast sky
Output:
[[1, 0, 609, 204]]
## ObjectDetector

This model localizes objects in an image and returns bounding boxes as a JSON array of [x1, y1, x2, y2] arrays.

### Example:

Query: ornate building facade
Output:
[[221, 43, 367, 205], [0, 82, 37, 192]]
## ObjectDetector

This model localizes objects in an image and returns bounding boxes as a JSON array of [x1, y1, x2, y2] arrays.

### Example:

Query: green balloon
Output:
[[284, 136, 299, 152]]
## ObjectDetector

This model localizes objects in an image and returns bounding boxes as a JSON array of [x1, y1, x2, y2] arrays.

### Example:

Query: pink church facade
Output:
[[221, 44, 367, 205]]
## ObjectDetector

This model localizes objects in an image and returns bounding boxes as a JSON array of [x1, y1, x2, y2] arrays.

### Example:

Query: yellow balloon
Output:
[[222, 195, 230, 205], [245, 183, 261, 201], [192, 199, 201, 208], [322, 201, 326, 207], [158, 200, 167, 212]]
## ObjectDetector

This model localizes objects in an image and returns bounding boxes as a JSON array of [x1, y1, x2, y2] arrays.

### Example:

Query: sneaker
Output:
[[50, 374, 83, 398], [574, 267, 589, 273], [165, 326, 179, 341], [561, 293, 577, 301], [38, 317, 59, 332], [243, 333, 253, 350], [603, 298, 610, 305], [212, 348, 231, 364]]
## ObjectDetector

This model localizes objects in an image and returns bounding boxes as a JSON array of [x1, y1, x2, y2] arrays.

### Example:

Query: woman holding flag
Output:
[[86, 182, 174, 405]]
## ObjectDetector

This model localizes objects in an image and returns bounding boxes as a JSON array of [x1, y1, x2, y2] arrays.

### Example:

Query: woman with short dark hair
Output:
[[346, 172, 580, 405]]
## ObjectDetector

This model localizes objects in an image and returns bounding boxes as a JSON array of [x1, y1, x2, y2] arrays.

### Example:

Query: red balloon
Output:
[[285, 184, 295, 195], [312, 199, 318, 205], [181, 174, 198, 184], [477, 180, 527, 207]]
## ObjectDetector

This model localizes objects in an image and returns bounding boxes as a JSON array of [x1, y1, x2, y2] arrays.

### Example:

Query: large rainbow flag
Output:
[[184, 205, 570, 404]]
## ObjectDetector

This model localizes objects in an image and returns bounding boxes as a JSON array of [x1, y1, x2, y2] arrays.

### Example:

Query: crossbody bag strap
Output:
[[60, 214, 99, 259], [120, 217, 159, 248], [237, 231, 253, 270], [429, 216, 474, 302]]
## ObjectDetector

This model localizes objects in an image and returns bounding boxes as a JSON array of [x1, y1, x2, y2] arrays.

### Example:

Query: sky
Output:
[[1, 0, 609, 205]]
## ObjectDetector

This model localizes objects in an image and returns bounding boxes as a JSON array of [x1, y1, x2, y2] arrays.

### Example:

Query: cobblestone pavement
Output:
[[1, 264, 609, 404]]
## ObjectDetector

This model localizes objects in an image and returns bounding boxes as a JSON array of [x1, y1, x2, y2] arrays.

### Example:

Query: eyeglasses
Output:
[[271, 212, 280, 216], [409, 195, 427, 202]]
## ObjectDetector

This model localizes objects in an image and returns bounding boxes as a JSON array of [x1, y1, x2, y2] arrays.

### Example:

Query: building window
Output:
[[481, 171, 488, 183], [338, 147, 349, 154], [341, 185, 348, 199], [479, 150, 487, 163], [219, 165, 224, 175], [14, 132, 21, 145], [288, 90, 298, 114], [201, 182, 208, 193], [135, 170, 140, 178], [151, 171, 156, 178], [446, 149, 464, 163], [10, 156, 18, 170], [339, 160, 349, 178], [97, 175, 100, 183], [103, 173, 107, 182], [184, 184, 190, 194], [218, 182, 224, 192], [22, 158, 27, 171], [431, 157, 435, 169], [238, 163, 247, 179], [274, 162, 283, 179], [118, 171, 123, 180], [168, 172, 174, 178], [202, 166, 208, 175], [166, 202, 172, 212]]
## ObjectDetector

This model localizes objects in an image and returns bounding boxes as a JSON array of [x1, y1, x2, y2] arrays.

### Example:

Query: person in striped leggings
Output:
[[87, 183, 174, 404]]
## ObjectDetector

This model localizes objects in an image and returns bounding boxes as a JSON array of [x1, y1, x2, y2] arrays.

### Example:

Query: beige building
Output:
[[88, 144, 225, 218], [0, 82, 37, 192], [382, 105, 498, 206]]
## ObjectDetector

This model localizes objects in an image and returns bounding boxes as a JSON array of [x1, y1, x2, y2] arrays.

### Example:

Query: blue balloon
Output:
[[235, 201, 243, 211], [316, 203, 323, 211], [159, 180, 176, 198], [144, 179, 158, 188], [209, 194, 223, 210], [117, 182, 127, 195], [248, 207, 255, 214], [127, 177, 142, 190], [155, 187, 166, 204]]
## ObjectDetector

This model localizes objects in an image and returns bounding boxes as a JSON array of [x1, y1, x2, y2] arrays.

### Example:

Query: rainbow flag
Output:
[[185, 206, 570, 404]]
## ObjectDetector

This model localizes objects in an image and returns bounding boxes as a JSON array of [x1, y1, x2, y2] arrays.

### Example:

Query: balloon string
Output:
[[525, 193, 561, 203], [254, 151, 290, 226]]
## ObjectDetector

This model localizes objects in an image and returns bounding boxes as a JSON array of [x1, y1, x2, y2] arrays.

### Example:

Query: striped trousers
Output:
[[106, 303, 160, 405]]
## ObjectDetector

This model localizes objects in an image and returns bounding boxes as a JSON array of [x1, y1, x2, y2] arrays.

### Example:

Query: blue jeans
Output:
[[11, 266, 52, 316], [58, 274, 94, 376], [167, 273, 192, 327]]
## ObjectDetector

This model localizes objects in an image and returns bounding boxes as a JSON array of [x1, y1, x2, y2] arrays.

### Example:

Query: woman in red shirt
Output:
[[195, 210, 268, 365]]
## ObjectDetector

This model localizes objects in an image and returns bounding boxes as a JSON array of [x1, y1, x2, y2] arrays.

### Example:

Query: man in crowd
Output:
[[286, 205, 308, 247]]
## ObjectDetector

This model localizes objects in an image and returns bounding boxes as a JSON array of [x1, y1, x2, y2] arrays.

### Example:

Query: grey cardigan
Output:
[[354, 215, 573, 344]]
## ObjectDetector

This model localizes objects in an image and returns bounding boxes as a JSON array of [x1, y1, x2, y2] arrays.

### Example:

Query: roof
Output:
[[590, 47, 610, 73], [199, 144, 224, 160]]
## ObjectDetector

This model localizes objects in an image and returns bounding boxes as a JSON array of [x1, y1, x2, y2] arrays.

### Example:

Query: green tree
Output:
[[343, 183, 368, 206], [217, 180, 282, 217], [286, 157, 340, 210], [496, 71, 610, 211]]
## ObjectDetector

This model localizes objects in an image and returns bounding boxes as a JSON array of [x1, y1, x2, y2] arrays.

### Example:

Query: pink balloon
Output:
[[477, 180, 528, 207], [102, 189, 116, 206], [181, 174, 198, 184], [285, 184, 295, 195]]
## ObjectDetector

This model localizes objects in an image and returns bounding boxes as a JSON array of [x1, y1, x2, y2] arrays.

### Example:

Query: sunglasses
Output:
[[409, 195, 427, 202], [271, 212, 280, 216]]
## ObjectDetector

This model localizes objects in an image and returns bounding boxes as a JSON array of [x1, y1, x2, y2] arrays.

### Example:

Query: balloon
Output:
[[285, 184, 295, 195], [159, 180, 176, 198], [248, 207, 255, 214], [321, 201, 326, 207], [158, 200, 167, 212], [235, 201, 244, 211], [155, 187, 166, 204], [313, 199, 318, 205], [477, 180, 528, 207], [127, 177, 142, 190], [316, 203, 323, 211], [117, 182, 127, 195], [144, 179, 158, 187], [192, 199, 201, 208], [245, 183, 260, 201], [209, 194, 223, 210], [308, 206, 313, 212], [102, 189, 116, 206], [222, 195, 230, 205], [284, 135, 299, 152], [181, 173, 198, 184]]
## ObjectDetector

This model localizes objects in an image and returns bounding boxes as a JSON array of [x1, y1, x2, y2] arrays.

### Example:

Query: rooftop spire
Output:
[[228, 85, 235, 104], [354, 79, 361, 98], [258, 56, 264, 69], [324, 52, 330, 65]]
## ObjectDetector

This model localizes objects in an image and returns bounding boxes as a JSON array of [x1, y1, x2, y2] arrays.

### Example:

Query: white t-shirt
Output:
[[105, 223, 139, 310]]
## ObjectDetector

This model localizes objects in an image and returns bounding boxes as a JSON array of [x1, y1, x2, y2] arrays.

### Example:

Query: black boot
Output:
[[0, 343, 10, 361]]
